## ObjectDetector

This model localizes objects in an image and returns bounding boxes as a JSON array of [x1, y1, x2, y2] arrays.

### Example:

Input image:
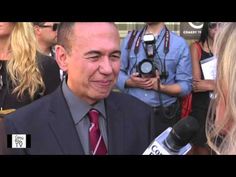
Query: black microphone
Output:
[[143, 116, 199, 155]]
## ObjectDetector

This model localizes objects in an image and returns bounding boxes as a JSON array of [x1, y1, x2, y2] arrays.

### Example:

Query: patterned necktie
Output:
[[88, 109, 107, 155]]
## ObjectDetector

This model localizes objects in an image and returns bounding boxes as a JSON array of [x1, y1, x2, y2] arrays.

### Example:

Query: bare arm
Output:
[[191, 42, 215, 92], [191, 42, 201, 81]]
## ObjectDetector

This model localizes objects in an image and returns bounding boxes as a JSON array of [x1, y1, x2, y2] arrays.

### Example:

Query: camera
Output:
[[136, 33, 157, 77]]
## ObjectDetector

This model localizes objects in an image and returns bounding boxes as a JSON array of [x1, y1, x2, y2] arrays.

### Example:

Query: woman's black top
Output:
[[190, 47, 213, 146], [0, 52, 61, 110]]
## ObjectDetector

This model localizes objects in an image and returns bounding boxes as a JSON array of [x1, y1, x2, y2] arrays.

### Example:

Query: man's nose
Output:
[[99, 57, 113, 75]]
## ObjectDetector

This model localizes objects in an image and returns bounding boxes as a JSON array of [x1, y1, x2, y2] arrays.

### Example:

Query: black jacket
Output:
[[0, 52, 61, 110]]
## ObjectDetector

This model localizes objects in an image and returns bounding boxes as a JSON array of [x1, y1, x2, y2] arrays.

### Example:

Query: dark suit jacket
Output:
[[36, 52, 61, 95], [4, 86, 157, 155]]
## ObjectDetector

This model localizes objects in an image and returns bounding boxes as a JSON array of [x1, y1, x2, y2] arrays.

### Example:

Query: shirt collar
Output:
[[62, 79, 106, 125], [155, 25, 166, 41]]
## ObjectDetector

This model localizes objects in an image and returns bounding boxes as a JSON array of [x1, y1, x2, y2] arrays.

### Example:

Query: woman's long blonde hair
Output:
[[6, 22, 45, 100], [206, 23, 236, 154]]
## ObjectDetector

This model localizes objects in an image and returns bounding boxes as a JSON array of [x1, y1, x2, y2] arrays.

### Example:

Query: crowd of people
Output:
[[0, 22, 235, 155]]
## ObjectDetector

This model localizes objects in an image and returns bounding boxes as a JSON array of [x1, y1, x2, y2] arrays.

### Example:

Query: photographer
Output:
[[117, 22, 192, 136]]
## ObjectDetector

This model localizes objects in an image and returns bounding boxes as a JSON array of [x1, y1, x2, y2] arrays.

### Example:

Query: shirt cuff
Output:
[[117, 74, 129, 92], [178, 81, 192, 96]]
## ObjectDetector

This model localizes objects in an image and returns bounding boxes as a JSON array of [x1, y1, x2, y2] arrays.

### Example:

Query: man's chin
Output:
[[92, 91, 111, 100]]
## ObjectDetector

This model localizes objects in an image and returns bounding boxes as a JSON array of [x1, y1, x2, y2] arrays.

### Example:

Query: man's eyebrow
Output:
[[84, 50, 101, 56], [84, 50, 121, 56], [111, 50, 121, 55]]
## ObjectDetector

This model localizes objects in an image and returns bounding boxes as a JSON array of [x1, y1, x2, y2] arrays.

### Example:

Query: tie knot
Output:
[[88, 109, 99, 124]]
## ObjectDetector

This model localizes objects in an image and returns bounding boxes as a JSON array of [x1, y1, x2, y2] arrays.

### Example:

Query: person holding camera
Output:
[[117, 22, 192, 136]]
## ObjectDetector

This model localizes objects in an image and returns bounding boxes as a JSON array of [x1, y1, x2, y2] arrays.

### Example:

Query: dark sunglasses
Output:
[[208, 22, 222, 29], [39, 23, 59, 31]]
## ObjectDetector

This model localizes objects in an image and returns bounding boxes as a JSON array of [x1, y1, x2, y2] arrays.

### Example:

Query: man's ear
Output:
[[55, 45, 69, 72], [33, 25, 41, 36]]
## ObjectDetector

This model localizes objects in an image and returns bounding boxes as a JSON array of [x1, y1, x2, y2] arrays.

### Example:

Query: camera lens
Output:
[[140, 61, 152, 74], [137, 59, 155, 77]]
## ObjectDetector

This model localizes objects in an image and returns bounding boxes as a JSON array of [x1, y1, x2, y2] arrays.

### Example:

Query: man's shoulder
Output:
[[124, 28, 143, 41], [36, 52, 58, 67], [6, 95, 50, 118], [109, 91, 152, 110], [5, 88, 60, 125], [170, 31, 187, 44]]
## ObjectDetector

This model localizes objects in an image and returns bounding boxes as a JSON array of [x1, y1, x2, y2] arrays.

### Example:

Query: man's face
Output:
[[60, 23, 121, 104], [39, 22, 59, 46], [145, 22, 161, 26]]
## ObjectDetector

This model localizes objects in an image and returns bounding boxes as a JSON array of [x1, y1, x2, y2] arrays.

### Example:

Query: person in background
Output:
[[1, 22, 157, 155], [189, 22, 221, 155], [33, 22, 64, 80], [206, 22, 236, 155], [0, 22, 60, 117], [33, 22, 59, 58], [116, 22, 192, 136]]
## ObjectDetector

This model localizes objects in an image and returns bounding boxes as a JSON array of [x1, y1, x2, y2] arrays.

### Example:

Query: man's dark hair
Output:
[[57, 22, 76, 54], [32, 22, 46, 26]]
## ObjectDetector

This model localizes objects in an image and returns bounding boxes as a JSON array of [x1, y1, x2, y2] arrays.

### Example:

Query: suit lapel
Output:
[[105, 93, 125, 155], [48, 87, 84, 154]]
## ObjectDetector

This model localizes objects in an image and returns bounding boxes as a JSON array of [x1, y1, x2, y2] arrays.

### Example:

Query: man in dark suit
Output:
[[2, 22, 157, 155]]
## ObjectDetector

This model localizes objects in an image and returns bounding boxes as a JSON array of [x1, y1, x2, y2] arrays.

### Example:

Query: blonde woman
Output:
[[206, 22, 236, 154], [0, 22, 60, 116]]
